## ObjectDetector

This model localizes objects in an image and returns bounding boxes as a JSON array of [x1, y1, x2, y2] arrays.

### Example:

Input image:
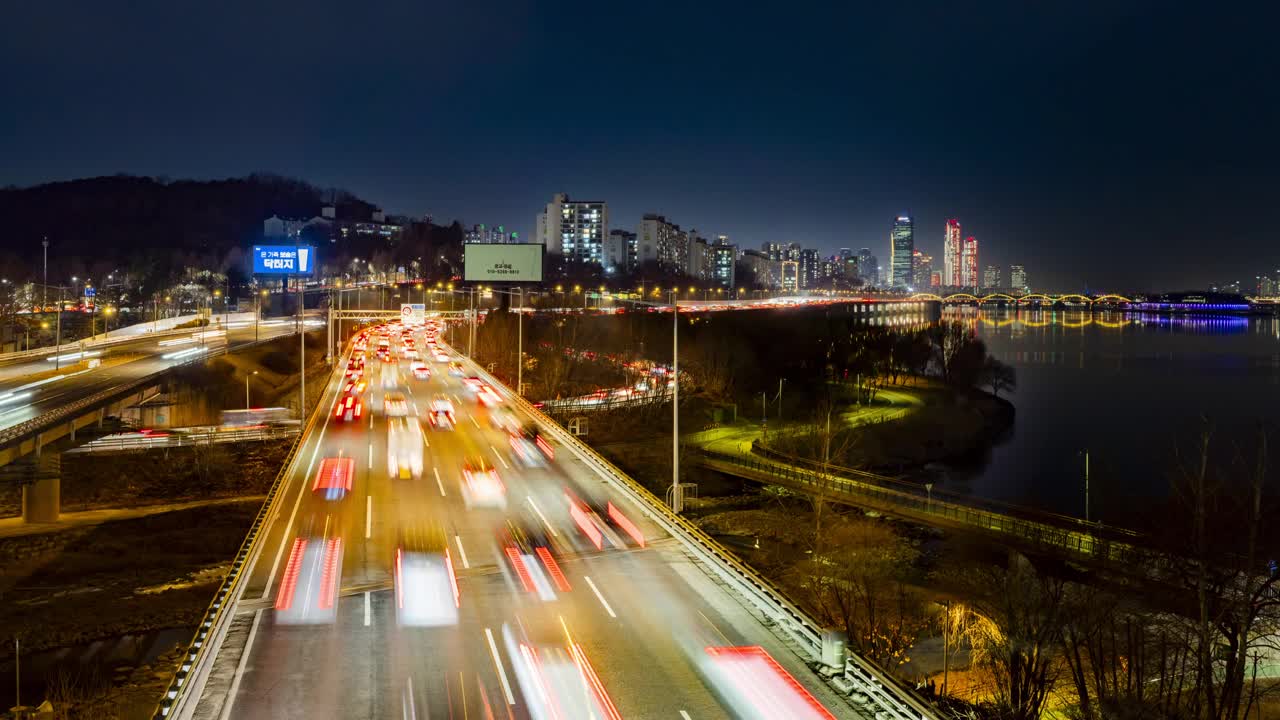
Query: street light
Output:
[[245, 371, 258, 409]]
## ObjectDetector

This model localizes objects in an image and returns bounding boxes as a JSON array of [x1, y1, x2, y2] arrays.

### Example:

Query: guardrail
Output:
[[67, 424, 299, 453], [0, 325, 201, 364], [462, 352, 939, 720], [694, 445, 1146, 565], [151, 347, 338, 719]]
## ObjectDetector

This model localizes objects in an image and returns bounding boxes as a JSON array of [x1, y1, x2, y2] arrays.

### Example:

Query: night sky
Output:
[[3, 1, 1277, 291]]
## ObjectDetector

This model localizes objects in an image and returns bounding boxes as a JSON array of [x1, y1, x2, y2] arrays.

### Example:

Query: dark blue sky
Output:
[[3, 1, 1277, 290]]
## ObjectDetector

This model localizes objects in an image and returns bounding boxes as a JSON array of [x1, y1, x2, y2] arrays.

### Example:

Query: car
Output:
[[434, 351, 451, 363], [395, 545, 460, 627], [428, 396, 455, 430], [384, 391, 409, 417], [498, 520, 570, 599], [462, 376, 483, 393], [461, 458, 506, 509], [387, 417, 424, 479], [334, 394, 363, 422], [490, 406, 520, 434], [411, 362, 430, 380], [476, 384, 503, 407], [342, 379, 367, 396], [448, 362, 466, 377], [312, 456, 354, 501], [403, 349, 420, 361], [510, 425, 554, 466]]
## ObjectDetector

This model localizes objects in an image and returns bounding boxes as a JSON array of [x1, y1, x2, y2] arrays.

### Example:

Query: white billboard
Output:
[[463, 244, 543, 283], [400, 303, 426, 325]]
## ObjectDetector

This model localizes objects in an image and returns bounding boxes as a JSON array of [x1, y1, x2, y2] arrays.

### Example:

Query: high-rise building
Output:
[[465, 223, 515, 244], [913, 251, 933, 289], [857, 248, 877, 286], [780, 261, 800, 293], [711, 237, 736, 288], [799, 248, 820, 289], [960, 236, 979, 287], [535, 193, 608, 264], [762, 242, 785, 261], [1010, 264, 1028, 291], [943, 219, 963, 287], [605, 230, 636, 275], [930, 272, 941, 287], [982, 264, 1001, 289], [889, 215, 914, 289], [685, 232, 710, 279], [637, 214, 685, 271]]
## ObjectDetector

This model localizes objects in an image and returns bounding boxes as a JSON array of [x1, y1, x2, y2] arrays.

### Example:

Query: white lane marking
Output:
[[584, 576, 617, 618], [680, 712, 693, 720], [434, 467, 446, 496], [455, 535, 471, 569], [469, 414, 480, 429], [490, 445, 510, 469], [403, 676, 417, 720], [423, 435, 429, 448], [368, 442, 373, 470], [364, 590, 372, 626], [526, 496, 558, 537], [365, 495, 372, 539], [484, 627, 516, 705], [261, 420, 329, 601], [219, 609, 263, 720]]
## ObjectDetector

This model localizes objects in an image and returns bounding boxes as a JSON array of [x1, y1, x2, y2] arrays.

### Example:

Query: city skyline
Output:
[[3, 3, 1277, 290]]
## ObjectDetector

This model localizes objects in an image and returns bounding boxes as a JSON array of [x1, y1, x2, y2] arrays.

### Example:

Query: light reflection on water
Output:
[[937, 308, 1280, 526]]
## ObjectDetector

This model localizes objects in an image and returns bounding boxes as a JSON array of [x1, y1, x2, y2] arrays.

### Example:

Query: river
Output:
[[940, 308, 1280, 527]]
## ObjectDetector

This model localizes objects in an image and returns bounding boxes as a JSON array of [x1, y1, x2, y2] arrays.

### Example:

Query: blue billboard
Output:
[[252, 245, 316, 276]]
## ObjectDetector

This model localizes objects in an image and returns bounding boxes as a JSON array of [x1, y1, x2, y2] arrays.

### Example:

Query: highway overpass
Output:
[[160, 324, 936, 720]]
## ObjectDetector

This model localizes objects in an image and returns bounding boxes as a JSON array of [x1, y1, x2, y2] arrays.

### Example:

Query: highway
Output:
[[191, 322, 862, 719], [0, 317, 311, 436]]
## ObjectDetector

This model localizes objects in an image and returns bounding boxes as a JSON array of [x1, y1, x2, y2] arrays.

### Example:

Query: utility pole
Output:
[[1083, 449, 1090, 524], [671, 290, 680, 513], [297, 277, 305, 418], [517, 287, 524, 396], [760, 391, 768, 440], [54, 287, 62, 370], [777, 378, 785, 421]]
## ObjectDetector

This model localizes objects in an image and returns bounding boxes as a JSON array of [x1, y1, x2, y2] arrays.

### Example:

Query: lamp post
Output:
[[671, 290, 680, 512], [246, 371, 258, 409]]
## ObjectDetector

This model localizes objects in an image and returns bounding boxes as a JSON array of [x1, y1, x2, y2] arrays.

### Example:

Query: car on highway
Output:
[[342, 379, 367, 396], [395, 539, 460, 628], [498, 519, 570, 599], [448, 361, 465, 377], [410, 361, 430, 380], [333, 394, 363, 422], [509, 425, 554, 468], [274, 535, 344, 625], [428, 396, 455, 430], [434, 351, 451, 363], [461, 457, 506, 509], [489, 406, 520, 434], [387, 417, 424, 479], [476, 383, 503, 407], [312, 456, 354, 501], [383, 391, 409, 417]]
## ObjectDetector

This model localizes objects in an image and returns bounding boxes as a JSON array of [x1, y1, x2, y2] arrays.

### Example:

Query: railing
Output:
[[67, 424, 299, 454], [692, 445, 1147, 565], [0, 325, 199, 364], [151, 347, 337, 719], [462, 352, 939, 720]]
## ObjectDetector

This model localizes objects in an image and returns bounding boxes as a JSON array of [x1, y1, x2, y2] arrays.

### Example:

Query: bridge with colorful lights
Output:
[[907, 292, 1136, 304]]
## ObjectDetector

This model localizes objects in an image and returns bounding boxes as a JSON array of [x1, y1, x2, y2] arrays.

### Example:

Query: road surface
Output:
[[191, 323, 864, 720]]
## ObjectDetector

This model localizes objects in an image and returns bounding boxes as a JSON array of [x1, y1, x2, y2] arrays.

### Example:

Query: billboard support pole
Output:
[[326, 287, 333, 366], [297, 276, 305, 418]]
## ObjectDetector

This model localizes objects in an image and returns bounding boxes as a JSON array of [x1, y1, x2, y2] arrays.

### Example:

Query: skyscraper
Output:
[[711, 236, 736, 289], [857, 248, 877, 286], [913, 251, 933, 289], [982, 264, 1001, 289], [943, 219, 962, 287], [637, 214, 685, 271], [961, 236, 979, 287], [535, 193, 608, 264], [799, 248, 820, 289], [605, 229, 636, 274], [1010, 265, 1028, 291], [889, 215, 914, 289]]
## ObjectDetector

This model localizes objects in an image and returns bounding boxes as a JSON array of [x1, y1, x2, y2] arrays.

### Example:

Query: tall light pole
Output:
[[297, 276, 305, 418], [53, 286, 63, 370], [245, 371, 258, 409], [1081, 449, 1090, 524], [517, 287, 524, 396], [41, 238, 48, 313], [671, 290, 680, 513]]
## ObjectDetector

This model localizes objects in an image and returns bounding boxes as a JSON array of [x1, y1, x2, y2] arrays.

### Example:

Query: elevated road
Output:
[[0, 318, 310, 439], [178, 325, 902, 719]]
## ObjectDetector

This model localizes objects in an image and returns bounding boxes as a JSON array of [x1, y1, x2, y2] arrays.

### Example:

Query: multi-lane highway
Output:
[[0, 317, 311, 436], [190, 321, 862, 719]]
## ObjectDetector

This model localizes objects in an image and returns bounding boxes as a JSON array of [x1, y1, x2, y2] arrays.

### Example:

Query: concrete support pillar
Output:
[[34, 432, 42, 458], [97, 407, 106, 428], [69, 422, 75, 443], [22, 475, 60, 523]]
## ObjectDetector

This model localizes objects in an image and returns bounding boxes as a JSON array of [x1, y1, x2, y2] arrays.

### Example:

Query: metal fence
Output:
[[692, 445, 1149, 565], [67, 424, 299, 454]]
